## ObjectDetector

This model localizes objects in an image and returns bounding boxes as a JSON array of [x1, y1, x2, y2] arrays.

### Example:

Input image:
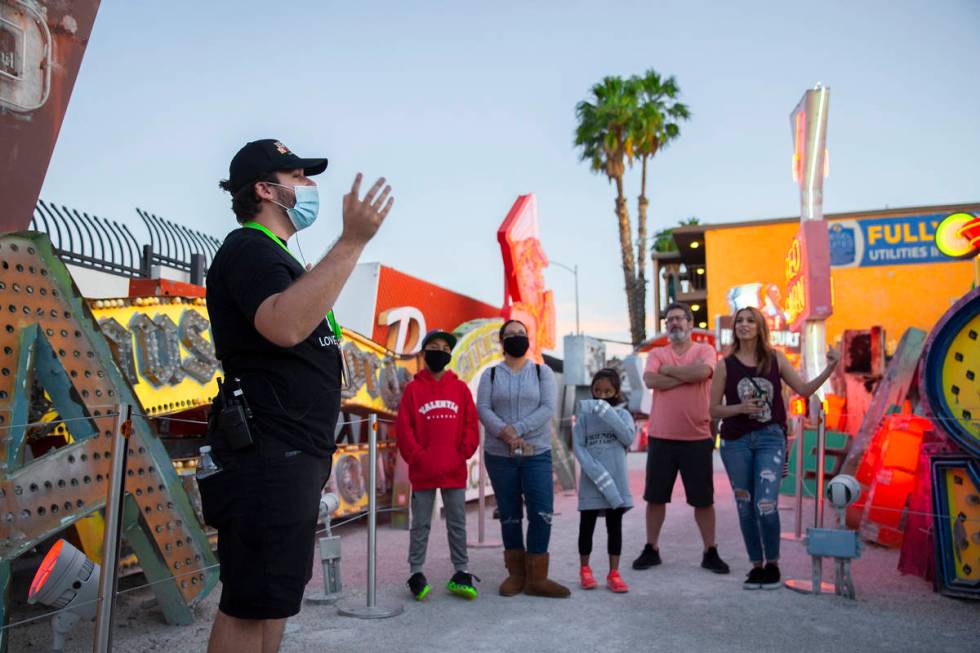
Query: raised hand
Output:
[[341, 173, 394, 246], [826, 346, 841, 368]]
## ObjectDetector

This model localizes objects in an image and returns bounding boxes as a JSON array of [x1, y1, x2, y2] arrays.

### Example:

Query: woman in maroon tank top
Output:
[[709, 307, 839, 589]]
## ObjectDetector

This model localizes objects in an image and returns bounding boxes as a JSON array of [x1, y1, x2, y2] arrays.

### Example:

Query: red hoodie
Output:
[[396, 368, 479, 490]]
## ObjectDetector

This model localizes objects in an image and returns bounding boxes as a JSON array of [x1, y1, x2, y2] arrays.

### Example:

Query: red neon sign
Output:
[[784, 221, 833, 331], [497, 194, 556, 362]]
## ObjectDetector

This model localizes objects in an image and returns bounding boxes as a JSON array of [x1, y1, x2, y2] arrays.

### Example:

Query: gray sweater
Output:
[[572, 400, 635, 511], [476, 361, 557, 457]]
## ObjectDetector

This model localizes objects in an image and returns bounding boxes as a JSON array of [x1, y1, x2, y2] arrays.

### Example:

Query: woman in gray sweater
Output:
[[572, 369, 634, 593], [476, 319, 570, 599]]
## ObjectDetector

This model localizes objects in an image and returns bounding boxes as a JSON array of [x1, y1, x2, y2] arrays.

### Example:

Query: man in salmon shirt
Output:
[[632, 302, 730, 574], [396, 330, 481, 601]]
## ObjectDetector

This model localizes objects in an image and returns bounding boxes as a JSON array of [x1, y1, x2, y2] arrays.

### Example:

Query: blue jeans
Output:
[[485, 451, 554, 554], [719, 424, 785, 564]]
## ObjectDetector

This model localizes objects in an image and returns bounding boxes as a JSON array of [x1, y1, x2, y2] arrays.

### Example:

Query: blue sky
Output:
[[39, 1, 980, 355]]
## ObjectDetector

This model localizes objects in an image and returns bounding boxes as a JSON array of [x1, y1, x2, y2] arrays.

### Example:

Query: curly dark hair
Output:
[[218, 171, 281, 224], [591, 367, 626, 405]]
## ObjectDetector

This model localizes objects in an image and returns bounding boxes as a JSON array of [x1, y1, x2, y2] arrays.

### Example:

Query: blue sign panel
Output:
[[828, 214, 959, 268]]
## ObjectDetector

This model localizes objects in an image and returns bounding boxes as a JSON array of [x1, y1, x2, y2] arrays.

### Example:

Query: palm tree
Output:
[[574, 71, 690, 346], [574, 76, 642, 344], [631, 71, 690, 341]]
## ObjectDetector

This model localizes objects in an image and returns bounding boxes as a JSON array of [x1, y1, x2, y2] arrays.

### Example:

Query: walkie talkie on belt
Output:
[[216, 376, 254, 450]]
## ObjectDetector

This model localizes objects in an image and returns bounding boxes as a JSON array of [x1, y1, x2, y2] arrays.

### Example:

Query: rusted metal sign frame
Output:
[[0, 0, 102, 234]]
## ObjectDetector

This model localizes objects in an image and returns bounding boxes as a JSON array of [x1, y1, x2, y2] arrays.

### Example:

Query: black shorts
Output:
[[643, 437, 714, 507], [198, 435, 332, 620]]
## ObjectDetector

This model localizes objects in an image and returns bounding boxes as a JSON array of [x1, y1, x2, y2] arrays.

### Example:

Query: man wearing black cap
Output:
[[202, 139, 393, 653]]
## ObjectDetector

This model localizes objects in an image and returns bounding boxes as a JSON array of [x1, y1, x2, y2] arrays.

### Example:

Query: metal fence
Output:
[[31, 199, 143, 277], [137, 208, 222, 282], [29, 200, 221, 284]]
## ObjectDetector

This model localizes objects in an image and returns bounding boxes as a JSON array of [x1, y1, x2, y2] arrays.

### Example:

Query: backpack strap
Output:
[[491, 363, 540, 384]]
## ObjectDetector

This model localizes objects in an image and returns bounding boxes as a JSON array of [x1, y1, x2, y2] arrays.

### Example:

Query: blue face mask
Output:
[[269, 183, 319, 231]]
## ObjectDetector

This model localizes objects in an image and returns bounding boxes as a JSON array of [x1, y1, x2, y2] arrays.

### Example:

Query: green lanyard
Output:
[[243, 221, 342, 342]]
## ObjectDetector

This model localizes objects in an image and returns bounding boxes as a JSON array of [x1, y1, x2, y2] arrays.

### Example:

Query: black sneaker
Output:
[[743, 567, 765, 590], [447, 571, 481, 600], [701, 546, 730, 574], [760, 563, 781, 590], [407, 572, 431, 601], [632, 544, 662, 570]]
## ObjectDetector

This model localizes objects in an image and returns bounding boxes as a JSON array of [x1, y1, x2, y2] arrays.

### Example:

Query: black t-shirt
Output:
[[719, 355, 787, 440], [205, 227, 341, 458]]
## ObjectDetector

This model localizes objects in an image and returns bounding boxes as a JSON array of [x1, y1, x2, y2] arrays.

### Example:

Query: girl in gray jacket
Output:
[[572, 368, 635, 593]]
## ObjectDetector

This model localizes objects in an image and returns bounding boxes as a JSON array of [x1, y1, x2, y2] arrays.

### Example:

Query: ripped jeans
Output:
[[720, 424, 785, 564], [485, 451, 554, 554]]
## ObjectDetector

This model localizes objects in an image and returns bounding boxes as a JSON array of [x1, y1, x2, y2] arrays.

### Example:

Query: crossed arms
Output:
[[643, 362, 713, 391]]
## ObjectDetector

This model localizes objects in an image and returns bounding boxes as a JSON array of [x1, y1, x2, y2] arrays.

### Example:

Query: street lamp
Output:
[[550, 260, 580, 335]]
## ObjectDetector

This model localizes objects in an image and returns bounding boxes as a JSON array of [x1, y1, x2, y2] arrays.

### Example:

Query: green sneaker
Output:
[[447, 571, 480, 600], [408, 572, 431, 601]]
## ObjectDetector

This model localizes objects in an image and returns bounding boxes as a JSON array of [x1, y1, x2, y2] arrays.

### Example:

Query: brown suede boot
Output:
[[499, 549, 526, 596], [524, 553, 571, 598]]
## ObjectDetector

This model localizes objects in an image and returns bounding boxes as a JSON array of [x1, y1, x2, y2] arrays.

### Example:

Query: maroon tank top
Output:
[[719, 354, 787, 440]]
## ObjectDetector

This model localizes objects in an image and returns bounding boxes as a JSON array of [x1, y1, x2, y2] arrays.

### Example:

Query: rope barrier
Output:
[[791, 485, 980, 523]]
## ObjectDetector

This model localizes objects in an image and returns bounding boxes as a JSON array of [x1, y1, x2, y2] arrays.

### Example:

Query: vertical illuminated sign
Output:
[[787, 85, 833, 386], [784, 221, 833, 331]]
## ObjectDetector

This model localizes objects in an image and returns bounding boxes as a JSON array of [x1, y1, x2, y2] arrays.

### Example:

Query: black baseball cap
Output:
[[420, 329, 457, 350], [228, 139, 328, 193]]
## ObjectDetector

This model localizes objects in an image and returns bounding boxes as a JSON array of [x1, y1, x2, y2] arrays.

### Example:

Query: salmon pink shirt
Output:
[[644, 342, 717, 441]]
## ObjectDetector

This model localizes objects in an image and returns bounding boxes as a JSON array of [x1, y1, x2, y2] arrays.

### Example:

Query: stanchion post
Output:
[[814, 406, 827, 529], [794, 415, 805, 537], [93, 403, 131, 652], [468, 425, 501, 548], [338, 414, 403, 619], [781, 415, 805, 542], [785, 402, 834, 594], [367, 414, 377, 606]]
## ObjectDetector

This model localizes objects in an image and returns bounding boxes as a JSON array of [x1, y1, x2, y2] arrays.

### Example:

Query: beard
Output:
[[274, 186, 295, 210], [668, 327, 690, 343]]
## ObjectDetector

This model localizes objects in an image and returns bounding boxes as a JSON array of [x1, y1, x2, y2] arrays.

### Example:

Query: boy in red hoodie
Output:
[[396, 330, 480, 601]]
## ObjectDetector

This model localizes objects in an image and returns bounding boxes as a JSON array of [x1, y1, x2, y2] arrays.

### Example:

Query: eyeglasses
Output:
[[665, 316, 688, 323]]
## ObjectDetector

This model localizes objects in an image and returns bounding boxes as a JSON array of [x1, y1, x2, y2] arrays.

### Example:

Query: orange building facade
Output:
[[655, 203, 979, 354]]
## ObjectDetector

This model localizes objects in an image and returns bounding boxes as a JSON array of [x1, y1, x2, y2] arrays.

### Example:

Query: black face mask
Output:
[[424, 349, 452, 373], [502, 335, 530, 358], [600, 396, 619, 406]]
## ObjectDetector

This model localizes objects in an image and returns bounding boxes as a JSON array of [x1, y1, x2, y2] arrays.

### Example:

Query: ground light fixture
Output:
[[28, 539, 102, 652], [307, 492, 343, 604]]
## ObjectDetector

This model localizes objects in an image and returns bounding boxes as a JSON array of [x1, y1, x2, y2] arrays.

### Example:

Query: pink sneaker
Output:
[[580, 565, 598, 589], [607, 569, 629, 593]]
